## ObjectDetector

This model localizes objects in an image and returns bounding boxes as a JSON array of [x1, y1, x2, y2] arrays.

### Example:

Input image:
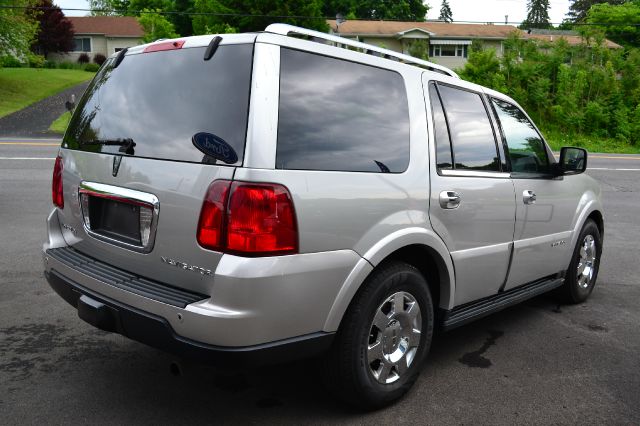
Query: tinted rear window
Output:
[[63, 45, 253, 165], [276, 48, 410, 173]]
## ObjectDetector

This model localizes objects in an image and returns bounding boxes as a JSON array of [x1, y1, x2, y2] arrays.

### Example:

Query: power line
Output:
[[1, 5, 639, 27]]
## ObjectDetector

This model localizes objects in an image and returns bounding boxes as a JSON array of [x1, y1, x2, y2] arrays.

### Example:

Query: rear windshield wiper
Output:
[[82, 138, 136, 155]]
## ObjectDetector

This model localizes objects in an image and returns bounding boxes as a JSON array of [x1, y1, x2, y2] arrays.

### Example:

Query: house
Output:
[[49, 16, 144, 62], [327, 20, 621, 69]]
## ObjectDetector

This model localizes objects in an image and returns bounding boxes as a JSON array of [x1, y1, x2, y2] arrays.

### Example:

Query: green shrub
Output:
[[58, 61, 75, 69], [27, 53, 46, 68], [1, 55, 25, 68], [43, 60, 57, 69], [85, 63, 99, 72]]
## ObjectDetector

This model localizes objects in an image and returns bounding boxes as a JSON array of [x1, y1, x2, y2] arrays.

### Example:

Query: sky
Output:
[[56, 0, 572, 25]]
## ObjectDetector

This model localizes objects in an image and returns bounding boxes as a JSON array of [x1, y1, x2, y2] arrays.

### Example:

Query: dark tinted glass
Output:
[[429, 85, 452, 169], [63, 45, 253, 165], [276, 49, 410, 173], [491, 98, 549, 174], [438, 85, 499, 171]]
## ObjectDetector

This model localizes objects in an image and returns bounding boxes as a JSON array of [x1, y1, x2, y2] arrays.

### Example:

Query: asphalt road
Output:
[[1, 139, 639, 424]]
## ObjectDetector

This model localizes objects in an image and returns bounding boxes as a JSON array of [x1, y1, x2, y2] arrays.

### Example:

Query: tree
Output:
[[0, 0, 39, 59], [171, 0, 195, 36], [522, 0, 551, 29], [324, 0, 429, 21], [439, 0, 453, 23], [138, 9, 179, 42], [587, 0, 640, 47], [192, 0, 327, 34], [89, 0, 117, 15], [407, 39, 429, 60], [31, 0, 74, 58], [566, 0, 626, 23]]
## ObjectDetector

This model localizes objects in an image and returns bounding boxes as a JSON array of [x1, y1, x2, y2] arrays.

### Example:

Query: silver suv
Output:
[[43, 24, 604, 408]]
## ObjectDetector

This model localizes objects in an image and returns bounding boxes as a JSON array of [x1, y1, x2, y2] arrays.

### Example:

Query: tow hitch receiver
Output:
[[77, 295, 118, 333]]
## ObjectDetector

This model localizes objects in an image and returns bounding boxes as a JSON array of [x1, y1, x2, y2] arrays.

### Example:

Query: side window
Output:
[[491, 98, 549, 174], [428, 84, 453, 169], [437, 85, 500, 171], [276, 48, 410, 173]]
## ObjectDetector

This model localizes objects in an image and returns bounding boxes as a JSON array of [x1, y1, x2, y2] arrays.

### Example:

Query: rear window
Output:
[[276, 48, 410, 173], [63, 44, 253, 165]]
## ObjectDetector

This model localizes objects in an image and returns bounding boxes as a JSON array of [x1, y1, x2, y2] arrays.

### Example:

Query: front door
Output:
[[488, 97, 577, 289]]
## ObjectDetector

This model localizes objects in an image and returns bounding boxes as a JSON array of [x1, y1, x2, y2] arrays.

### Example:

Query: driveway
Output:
[[0, 142, 639, 424], [0, 82, 89, 138]]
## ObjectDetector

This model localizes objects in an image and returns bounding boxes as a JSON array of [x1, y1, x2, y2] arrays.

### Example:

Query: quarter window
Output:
[[429, 84, 453, 169], [276, 48, 410, 173], [436, 84, 500, 171], [491, 98, 550, 174]]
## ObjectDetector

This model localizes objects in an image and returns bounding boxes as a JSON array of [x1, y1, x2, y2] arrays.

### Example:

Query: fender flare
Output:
[[323, 227, 455, 332], [569, 199, 604, 249]]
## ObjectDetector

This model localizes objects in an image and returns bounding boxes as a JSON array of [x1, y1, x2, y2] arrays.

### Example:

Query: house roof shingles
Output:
[[68, 16, 144, 37], [328, 20, 521, 39], [526, 33, 621, 49], [328, 20, 622, 48]]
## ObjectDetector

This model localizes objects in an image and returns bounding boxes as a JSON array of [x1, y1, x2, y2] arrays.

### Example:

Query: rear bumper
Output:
[[45, 269, 334, 366]]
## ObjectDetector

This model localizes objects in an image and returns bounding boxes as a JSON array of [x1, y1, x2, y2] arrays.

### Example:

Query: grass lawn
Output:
[[543, 128, 640, 154], [48, 111, 71, 134], [0, 68, 94, 118]]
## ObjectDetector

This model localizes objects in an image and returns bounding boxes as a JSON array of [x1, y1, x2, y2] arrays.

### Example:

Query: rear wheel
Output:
[[323, 261, 433, 409], [561, 219, 602, 304]]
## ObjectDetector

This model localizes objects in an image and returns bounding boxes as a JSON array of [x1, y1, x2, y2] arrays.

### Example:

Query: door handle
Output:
[[439, 191, 461, 209], [523, 190, 537, 205]]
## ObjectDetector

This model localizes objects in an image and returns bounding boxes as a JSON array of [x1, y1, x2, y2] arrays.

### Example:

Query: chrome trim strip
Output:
[[440, 169, 511, 179], [78, 181, 160, 254]]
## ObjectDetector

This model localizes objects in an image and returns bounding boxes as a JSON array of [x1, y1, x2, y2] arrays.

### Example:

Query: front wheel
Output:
[[323, 261, 434, 409], [561, 219, 602, 304]]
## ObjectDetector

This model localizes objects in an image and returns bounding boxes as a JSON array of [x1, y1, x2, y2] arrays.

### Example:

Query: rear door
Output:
[[56, 39, 254, 294], [488, 96, 577, 289], [424, 78, 516, 306]]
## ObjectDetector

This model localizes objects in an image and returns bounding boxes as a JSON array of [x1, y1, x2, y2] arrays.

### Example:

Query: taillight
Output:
[[196, 180, 231, 251], [52, 155, 64, 209], [197, 181, 298, 256], [227, 183, 298, 255]]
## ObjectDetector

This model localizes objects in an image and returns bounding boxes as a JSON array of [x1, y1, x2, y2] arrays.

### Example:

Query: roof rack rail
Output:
[[264, 23, 459, 79]]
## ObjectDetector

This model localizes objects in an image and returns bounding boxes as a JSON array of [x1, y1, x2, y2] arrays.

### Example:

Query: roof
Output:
[[526, 33, 622, 49], [68, 16, 144, 37], [328, 20, 521, 39]]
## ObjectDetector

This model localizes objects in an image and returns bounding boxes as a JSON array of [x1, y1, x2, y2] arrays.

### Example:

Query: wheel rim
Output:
[[367, 291, 422, 384], [577, 234, 597, 289]]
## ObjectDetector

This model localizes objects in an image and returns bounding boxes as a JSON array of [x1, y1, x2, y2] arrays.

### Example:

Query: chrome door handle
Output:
[[523, 190, 537, 205], [439, 191, 461, 209]]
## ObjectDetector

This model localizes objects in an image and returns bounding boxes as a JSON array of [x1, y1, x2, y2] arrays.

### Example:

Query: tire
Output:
[[561, 219, 602, 304], [323, 261, 434, 409]]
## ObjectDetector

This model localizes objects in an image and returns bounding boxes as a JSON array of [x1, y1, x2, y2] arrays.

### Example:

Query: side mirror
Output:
[[557, 147, 587, 175]]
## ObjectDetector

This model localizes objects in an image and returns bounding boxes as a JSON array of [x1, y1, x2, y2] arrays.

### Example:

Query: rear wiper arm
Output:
[[82, 138, 136, 155]]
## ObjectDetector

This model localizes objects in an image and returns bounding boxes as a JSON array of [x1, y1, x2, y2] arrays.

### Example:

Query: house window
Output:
[[430, 44, 468, 58], [73, 37, 91, 52]]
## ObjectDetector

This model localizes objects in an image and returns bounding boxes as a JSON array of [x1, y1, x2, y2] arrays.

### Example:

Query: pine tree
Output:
[[523, 0, 551, 29], [439, 0, 453, 23]]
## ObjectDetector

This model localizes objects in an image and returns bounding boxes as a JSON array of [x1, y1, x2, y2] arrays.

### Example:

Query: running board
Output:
[[441, 276, 564, 331]]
